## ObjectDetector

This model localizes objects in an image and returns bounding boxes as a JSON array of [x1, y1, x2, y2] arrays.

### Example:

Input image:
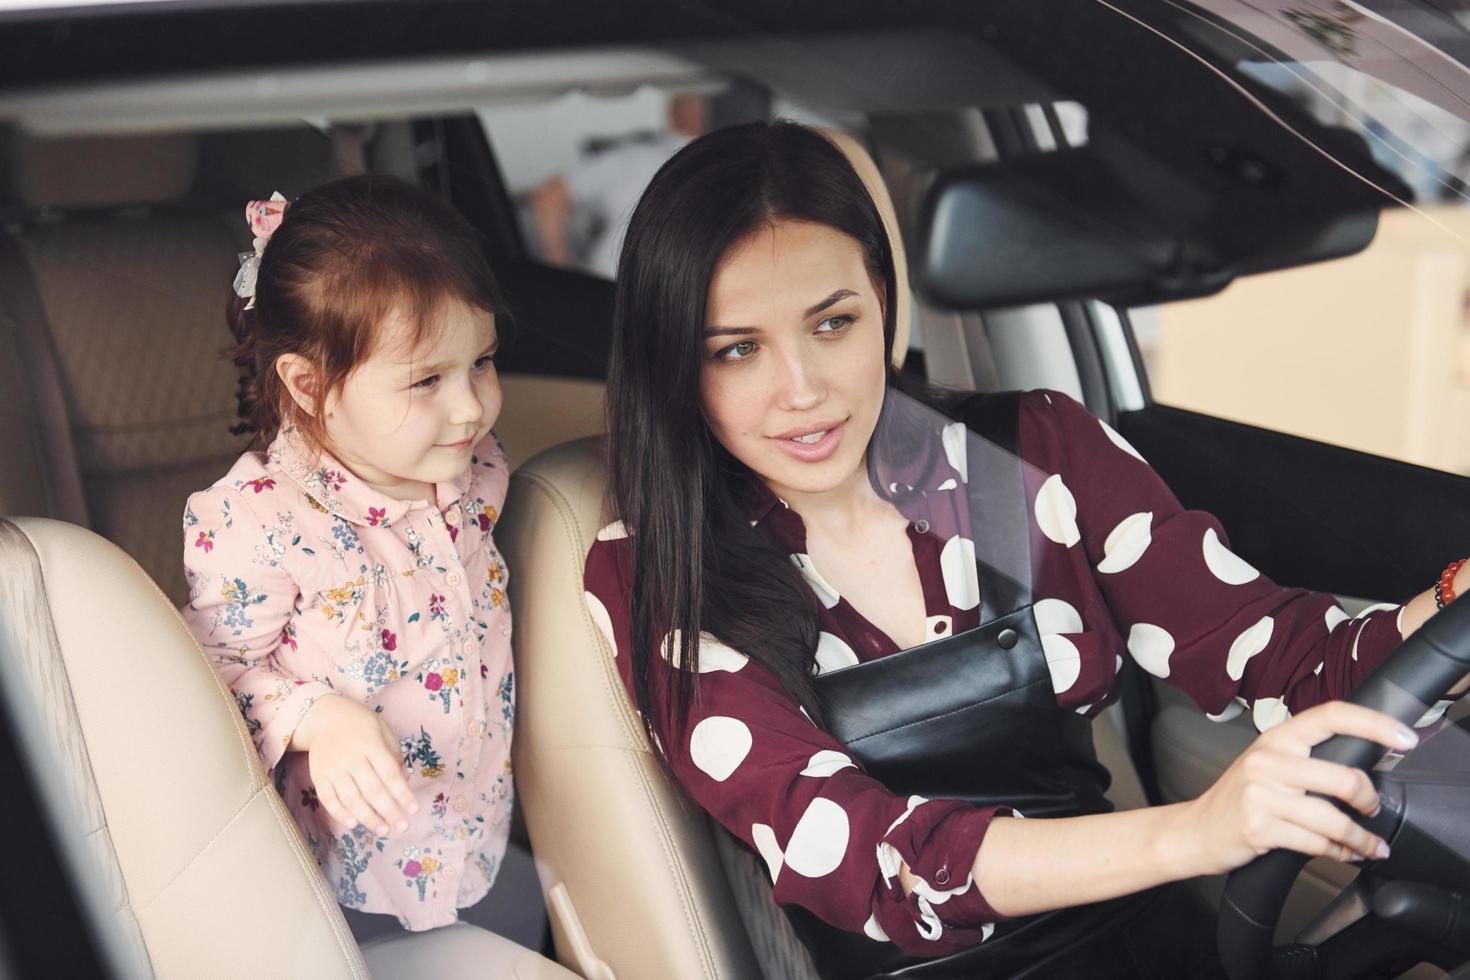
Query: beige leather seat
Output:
[[0, 132, 257, 605], [0, 515, 577, 980], [501, 129, 1150, 980], [0, 128, 606, 606]]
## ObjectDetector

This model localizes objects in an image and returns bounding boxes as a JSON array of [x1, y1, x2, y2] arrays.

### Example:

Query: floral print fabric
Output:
[[181, 426, 514, 930]]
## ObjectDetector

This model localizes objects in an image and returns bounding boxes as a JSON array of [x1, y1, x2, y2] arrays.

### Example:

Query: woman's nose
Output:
[[775, 346, 825, 411]]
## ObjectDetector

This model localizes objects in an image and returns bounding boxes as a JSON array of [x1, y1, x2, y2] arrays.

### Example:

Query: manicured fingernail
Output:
[[1396, 726, 1419, 749], [1370, 800, 1382, 818], [397, 820, 409, 832], [409, 803, 420, 814], [1376, 841, 1391, 860], [379, 825, 390, 836]]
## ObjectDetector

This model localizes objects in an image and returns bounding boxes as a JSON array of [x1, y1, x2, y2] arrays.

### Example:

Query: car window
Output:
[[482, 80, 860, 280], [1130, 40, 1470, 477]]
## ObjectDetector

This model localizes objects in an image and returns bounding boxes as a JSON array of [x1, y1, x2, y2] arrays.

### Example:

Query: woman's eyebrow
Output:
[[706, 289, 860, 336], [804, 288, 857, 318], [704, 325, 759, 338]]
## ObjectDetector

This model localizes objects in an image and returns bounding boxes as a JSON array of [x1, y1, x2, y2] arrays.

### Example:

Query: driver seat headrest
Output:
[[819, 128, 911, 370]]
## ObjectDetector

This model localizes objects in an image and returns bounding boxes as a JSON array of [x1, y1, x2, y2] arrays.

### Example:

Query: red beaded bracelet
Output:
[[1437, 559, 1467, 609]]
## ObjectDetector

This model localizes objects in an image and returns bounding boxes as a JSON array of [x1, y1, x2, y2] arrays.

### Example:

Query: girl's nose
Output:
[[448, 379, 484, 427]]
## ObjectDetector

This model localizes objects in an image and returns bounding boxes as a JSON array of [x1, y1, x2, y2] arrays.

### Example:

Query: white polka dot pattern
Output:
[[1097, 511, 1153, 574], [1034, 474, 1081, 548], [584, 590, 617, 655], [1252, 697, 1291, 731], [939, 536, 980, 610], [1226, 616, 1274, 681], [751, 823, 784, 883], [786, 798, 850, 877], [814, 632, 860, 675], [1207, 698, 1247, 723], [801, 750, 857, 777], [941, 422, 968, 482], [1034, 597, 1083, 637], [1099, 418, 1146, 463], [575, 388, 1426, 955], [1202, 528, 1259, 585], [1041, 633, 1082, 694], [925, 614, 953, 637], [689, 716, 752, 782], [596, 520, 628, 541], [1127, 623, 1175, 678], [791, 553, 841, 609], [863, 913, 891, 942], [658, 630, 748, 673]]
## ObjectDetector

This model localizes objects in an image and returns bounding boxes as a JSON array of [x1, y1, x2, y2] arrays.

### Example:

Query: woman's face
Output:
[[700, 218, 888, 501]]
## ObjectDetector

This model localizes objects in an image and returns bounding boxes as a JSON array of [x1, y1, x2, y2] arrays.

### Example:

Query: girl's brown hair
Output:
[[226, 174, 507, 449]]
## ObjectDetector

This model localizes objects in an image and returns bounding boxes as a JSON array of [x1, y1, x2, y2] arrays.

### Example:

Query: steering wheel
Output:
[[1218, 595, 1470, 980]]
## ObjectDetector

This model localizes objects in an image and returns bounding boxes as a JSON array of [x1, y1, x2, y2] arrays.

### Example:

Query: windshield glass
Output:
[[1159, 0, 1470, 204]]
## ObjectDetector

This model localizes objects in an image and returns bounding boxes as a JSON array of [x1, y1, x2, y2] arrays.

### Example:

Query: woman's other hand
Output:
[[1182, 701, 1417, 875], [290, 694, 420, 836]]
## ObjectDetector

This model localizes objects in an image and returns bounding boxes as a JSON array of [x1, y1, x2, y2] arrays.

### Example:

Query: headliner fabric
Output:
[[4, 133, 199, 210]]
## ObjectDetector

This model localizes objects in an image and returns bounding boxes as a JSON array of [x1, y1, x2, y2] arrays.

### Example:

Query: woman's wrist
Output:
[[1153, 801, 1210, 881]]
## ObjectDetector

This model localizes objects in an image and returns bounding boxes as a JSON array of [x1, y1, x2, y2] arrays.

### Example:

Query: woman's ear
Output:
[[275, 353, 321, 418]]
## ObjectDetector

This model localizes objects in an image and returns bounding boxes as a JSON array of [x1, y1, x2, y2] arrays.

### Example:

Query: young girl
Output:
[[181, 175, 515, 932]]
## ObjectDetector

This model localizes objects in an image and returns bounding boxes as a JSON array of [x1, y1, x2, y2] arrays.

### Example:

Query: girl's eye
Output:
[[474, 354, 495, 371], [411, 374, 439, 391], [816, 314, 856, 334], [716, 340, 758, 362]]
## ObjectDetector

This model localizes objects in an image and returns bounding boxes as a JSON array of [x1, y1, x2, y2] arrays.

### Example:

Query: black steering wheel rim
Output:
[[1218, 595, 1470, 980]]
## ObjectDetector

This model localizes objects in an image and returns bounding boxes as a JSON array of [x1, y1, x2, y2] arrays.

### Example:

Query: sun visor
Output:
[[913, 145, 1380, 311]]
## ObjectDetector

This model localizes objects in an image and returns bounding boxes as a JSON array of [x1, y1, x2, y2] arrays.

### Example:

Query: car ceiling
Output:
[[0, 0, 1413, 284]]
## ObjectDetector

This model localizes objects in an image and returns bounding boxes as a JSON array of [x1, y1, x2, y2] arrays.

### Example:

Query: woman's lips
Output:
[[771, 420, 845, 463]]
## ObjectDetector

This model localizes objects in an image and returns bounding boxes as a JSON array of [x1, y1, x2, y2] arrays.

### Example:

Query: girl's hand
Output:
[[1182, 701, 1417, 875], [291, 694, 419, 836]]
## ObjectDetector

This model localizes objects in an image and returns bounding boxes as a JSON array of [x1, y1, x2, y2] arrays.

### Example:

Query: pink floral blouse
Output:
[[583, 390, 1430, 957], [181, 427, 514, 931]]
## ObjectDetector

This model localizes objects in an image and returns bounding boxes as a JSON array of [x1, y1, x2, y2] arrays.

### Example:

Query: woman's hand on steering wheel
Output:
[[1181, 700, 1419, 876]]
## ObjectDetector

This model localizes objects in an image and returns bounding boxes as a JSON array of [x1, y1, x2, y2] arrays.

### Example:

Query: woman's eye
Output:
[[411, 374, 439, 391], [717, 340, 758, 362], [816, 314, 856, 334]]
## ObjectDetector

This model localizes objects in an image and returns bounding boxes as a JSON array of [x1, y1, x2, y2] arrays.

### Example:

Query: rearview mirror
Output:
[[913, 147, 1378, 311]]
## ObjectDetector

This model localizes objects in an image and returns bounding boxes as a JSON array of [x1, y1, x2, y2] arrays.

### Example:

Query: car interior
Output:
[[2, 2, 1470, 978]]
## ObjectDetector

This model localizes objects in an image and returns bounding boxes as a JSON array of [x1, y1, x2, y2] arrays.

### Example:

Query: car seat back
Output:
[[0, 516, 371, 978]]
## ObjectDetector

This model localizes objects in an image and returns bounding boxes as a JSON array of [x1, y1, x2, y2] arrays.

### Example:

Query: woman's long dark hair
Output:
[[607, 121, 898, 741]]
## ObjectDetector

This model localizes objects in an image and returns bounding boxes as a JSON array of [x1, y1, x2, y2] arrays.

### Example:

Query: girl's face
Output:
[[700, 218, 888, 502], [319, 297, 501, 501]]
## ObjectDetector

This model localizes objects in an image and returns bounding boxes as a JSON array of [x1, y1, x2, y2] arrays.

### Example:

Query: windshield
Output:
[[1155, 0, 1470, 206]]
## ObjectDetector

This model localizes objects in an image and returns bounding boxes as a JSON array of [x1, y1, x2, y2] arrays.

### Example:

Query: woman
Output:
[[581, 121, 1467, 978]]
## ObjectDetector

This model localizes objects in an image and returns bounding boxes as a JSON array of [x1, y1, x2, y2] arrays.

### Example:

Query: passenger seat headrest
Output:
[[819, 128, 911, 369], [3, 131, 199, 210]]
